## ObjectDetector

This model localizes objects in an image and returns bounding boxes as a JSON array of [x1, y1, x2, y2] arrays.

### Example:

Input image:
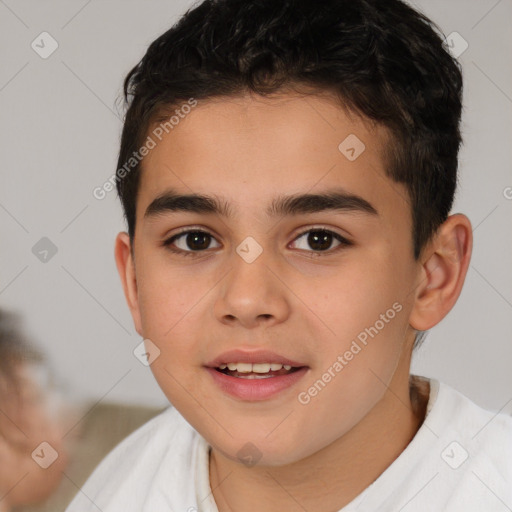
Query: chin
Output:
[[205, 427, 321, 469]]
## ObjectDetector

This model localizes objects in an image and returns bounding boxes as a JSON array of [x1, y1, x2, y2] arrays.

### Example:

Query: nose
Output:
[[213, 248, 291, 329]]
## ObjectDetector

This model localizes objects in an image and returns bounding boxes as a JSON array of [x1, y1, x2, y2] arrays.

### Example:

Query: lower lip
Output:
[[205, 367, 309, 401]]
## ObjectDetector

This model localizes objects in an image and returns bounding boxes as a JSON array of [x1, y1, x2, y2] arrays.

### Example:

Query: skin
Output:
[[115, 90, 472, 511]]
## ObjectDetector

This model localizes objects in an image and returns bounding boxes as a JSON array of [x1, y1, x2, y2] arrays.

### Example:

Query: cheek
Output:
[[312, 256, 406, 348], [136, 262, 206, 339], [135, 265, 212, 401], [288, 289, 408, 462], [299, 257, 408, 404]]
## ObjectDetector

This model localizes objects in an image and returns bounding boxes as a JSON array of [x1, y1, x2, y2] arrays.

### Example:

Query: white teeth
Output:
[[252, 363, 271, 373], [218, 362, 293, 373], [235, 363, 253, 373]]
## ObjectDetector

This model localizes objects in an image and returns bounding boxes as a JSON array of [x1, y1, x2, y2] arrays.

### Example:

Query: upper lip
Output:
[[205, 349, 307, 368]]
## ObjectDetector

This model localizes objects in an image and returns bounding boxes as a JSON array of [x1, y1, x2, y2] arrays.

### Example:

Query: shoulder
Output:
[[433, 379, 512, 450], [65, 406, 200, 511], [428, 379, 512, 503], [365, 377, 512, 511]]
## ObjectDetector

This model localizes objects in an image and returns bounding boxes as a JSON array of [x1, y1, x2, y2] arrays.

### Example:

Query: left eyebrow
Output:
[[268, 189, 378, 217], [144, 187, 378, 220]]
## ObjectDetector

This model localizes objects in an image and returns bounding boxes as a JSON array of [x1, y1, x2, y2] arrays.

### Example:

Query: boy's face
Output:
[[119, 91, 424, 465]]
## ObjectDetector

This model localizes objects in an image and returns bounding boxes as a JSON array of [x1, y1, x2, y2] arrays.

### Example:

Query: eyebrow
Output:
[[144, 188, 378, 220]]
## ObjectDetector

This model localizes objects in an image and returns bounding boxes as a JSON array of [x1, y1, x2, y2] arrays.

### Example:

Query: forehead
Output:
[[137, 91, 408, 225]]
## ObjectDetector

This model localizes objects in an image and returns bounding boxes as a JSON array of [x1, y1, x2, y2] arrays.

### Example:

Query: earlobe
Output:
[[409, 214, 473, 331], [114, 232, 143, 336]]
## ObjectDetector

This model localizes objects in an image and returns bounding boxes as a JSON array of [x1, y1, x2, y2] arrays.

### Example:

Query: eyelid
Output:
[[291, 224, 352, 242], [164, 225, 220, 241]]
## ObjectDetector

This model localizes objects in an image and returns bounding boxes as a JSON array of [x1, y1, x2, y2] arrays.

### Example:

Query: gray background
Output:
[[1, 0, 511, 410]]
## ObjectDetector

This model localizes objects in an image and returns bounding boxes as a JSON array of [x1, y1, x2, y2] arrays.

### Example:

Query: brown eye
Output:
[[291, 229, 352, 253], [164, 230, 221, 256]]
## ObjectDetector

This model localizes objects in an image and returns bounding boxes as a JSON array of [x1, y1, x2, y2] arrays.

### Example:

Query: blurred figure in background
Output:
[[0, 309, 68, 512]]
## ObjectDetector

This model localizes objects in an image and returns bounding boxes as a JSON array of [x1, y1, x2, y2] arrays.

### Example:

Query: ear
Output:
[[409, 214, 473, 331], [114, 232, 143, 336]]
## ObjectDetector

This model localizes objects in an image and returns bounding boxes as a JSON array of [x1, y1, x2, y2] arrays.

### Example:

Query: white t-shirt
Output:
[[65, 376, 512, 512]]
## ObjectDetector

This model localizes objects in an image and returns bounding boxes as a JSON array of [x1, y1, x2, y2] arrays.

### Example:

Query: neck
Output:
[[209, 372, 429, 512]]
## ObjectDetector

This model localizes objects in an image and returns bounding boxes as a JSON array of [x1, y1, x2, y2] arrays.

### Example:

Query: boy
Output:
[[67, 0, 512, 510]]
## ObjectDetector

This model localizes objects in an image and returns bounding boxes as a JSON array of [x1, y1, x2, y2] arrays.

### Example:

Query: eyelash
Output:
[[162, 227, 353, 258]]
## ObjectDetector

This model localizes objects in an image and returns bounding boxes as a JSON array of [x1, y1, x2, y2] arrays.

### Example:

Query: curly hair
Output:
[[115, 0, 463, 262]]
